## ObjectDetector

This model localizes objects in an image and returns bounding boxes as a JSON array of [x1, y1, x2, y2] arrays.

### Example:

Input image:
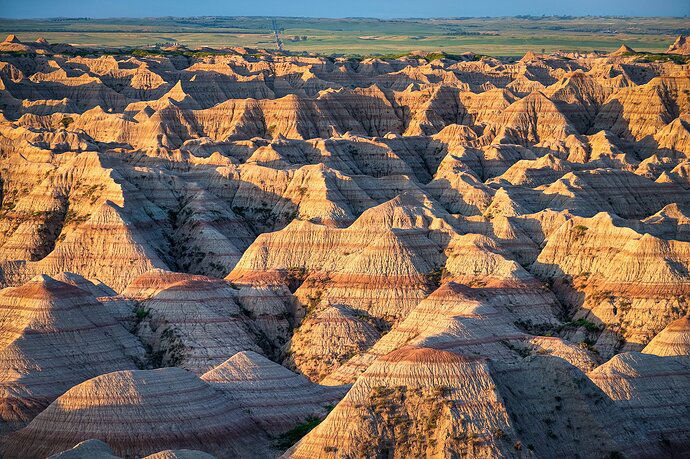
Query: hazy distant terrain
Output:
[[1, 15, 688, 55]]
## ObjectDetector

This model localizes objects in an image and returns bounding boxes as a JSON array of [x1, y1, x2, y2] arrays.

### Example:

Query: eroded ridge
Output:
[[0, 35, 689, 457]]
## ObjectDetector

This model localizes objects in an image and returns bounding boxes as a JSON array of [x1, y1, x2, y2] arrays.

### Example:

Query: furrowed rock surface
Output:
[[323, 281, 590, 386], [588, 352, 690, 452], [49, 440, 218, 459], [49, 439, 120, 459], [0, 275, 144, 432], [288, 349, 650, 458], [202, 351, 346, 434], [491, 355, 660, 458], [642, 315, 690, 356], [285, 347, 520, 458], [0, 38, 689, 457], [282, 304, 381, 381], [129, 272, 262, 374], [2, 368, 270, 458], [667, 35, 690, 55], [532, 212, 690, 356]]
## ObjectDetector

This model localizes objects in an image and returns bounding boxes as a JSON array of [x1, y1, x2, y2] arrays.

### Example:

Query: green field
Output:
[[0, 16, 687, 56]]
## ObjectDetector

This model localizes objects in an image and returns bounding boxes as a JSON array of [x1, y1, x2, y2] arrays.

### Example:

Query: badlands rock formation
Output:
[[642, 314, 690, 356], [668, 35, 690, 55], [201, 351, 346, 434], [0, 36, 689, 456], [49, 440, 216, 459], [0, 275, 144, 432], [3, 367, 268, 458]]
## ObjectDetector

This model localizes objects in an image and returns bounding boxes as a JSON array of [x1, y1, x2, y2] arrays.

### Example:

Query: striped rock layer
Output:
[[0, 37, 688, 457], [202, 351, 347, 434], [2, 368, 269, 458], [0, 275, 144, 432], [48, 439, 217, 459], [642, 315, 690, 356], [287, 347, 669, 458]]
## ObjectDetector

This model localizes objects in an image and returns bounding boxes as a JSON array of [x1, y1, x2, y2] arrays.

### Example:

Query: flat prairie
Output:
[[0, 15, 687, 55]]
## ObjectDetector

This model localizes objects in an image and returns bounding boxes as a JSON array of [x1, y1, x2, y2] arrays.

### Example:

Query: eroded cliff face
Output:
[[0, 36, 689, 457]]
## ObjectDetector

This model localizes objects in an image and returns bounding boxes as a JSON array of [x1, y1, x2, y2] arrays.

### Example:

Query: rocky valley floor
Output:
[[0, 34, 689, 458]]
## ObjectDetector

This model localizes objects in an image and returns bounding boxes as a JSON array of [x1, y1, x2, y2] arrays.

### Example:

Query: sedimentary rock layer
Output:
[[0, 36, 689, 458]]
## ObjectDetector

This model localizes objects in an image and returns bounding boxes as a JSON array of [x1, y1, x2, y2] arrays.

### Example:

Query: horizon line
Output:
[[1, 14, 688, 21]]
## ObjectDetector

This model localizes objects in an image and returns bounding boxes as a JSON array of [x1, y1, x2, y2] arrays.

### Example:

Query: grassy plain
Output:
[[0, 16, 687, 56]]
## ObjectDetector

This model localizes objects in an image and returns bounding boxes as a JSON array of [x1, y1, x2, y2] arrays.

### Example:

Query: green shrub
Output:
[[134, 307, 149, 321], [275, 416, 324, 449], [285, 266, 307, 292], [622, 51, 690, 65], [572, 318, 600, 333], [425, 266, 447, 289]]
